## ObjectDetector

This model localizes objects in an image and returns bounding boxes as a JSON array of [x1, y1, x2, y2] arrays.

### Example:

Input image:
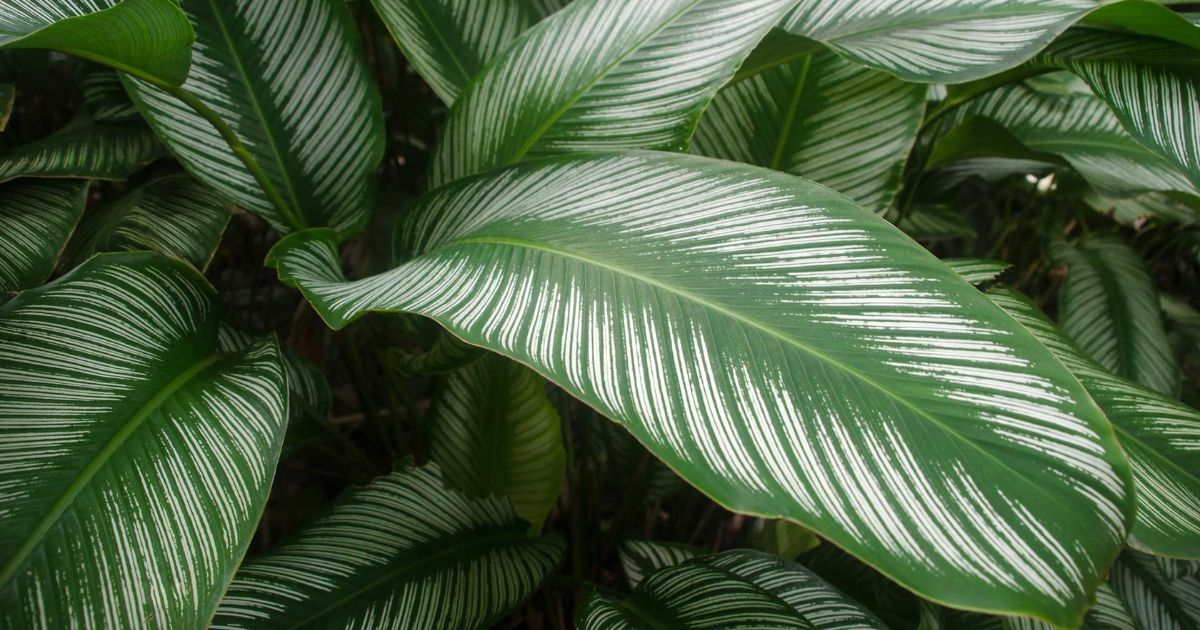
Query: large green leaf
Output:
[[370, 0, 541, 105], [0, 252, 288, 627], [0, 119, 164, 183], [579, 549, 886, 629], [779, 0, 1098, 83], [429, 353, 564, 531], [124, 0, 384, 237], [930, 84, 1199, 198], [66, 173, 231, 271], [428, 0, 799, 187], [1034, 28, 1200, 192], [210, 463, 564, 629], [692, 51, 926, 213], [0, 178, 87, 292], [986, 285, 1200, 558], [1109, 550, 1200, 629], [1055, 237, 1180, 397], [269, 151, 1132, 625], [0, 0, 193, 85]]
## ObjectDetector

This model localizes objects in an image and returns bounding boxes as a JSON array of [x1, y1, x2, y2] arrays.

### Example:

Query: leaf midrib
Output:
[[0, 352, 222, 586], [768, 56, 812, 172], [443, 233, 1092, 514]]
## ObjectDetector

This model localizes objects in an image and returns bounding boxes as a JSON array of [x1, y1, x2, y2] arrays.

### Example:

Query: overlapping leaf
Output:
[[580, 549, 885, 629], [370, 0, 541, 105], [429, 353, 564, 530], [124, 0, 384, 237], [985, 286, 1200, 558], [66, 173, 231, 271], [692, 51, 926, 213], [618, 539, 703, 589], [429, 0, 799, 187], [269, 151, 1132, 625], [0, 179, 87, 292], [1085, 191, 1199, 226], [943, 258, 1011, 286], [211, 463, 564, 629], [1055, 237, 1180, 396], [81, 69, 141, 123], [0, 119, 164, 183], [0, 0, 192, 85], [0, 252, 288, 627], [1108, 551, 1200, 629]]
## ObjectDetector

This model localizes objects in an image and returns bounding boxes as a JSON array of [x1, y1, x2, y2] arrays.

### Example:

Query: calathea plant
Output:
[[1, 0, 1199, 628]]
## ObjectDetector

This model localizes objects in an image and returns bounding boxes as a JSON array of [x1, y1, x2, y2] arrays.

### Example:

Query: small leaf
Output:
[[0, 252, 288, 627], [429, 353, 564, 530], [0, 0, 193, 85], [81, 68, 142, 123], [942, 258, 1011, 286], [617, 539, 703, 589], [429, 0, 799, 187], [211, 463, 565, 629], [269, 151, 1132, 625], [124, 0, 385, 237], [580, 549, 885, 629], [370, 0, 542, 105], [66, 173, 231, 271], [693, 51, 926, 212], [1056, 236, 1180, 396], [0, 119, 164, 183], [0, 178, 87, 292]]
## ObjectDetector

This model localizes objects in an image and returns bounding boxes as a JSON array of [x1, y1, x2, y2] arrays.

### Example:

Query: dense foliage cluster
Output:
[[1, 0, 1199, 628]]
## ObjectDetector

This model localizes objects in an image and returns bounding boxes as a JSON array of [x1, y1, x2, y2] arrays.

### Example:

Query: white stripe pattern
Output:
[[1109, 551, 1200, 630], [269, 151, 1131, 626], [0, 121, 165, 183], [429, 0, 799, 187], [781, 0, 1096, 83], [210, 463, 564, 629], [0, 179, 88, 292], [692, 51, 927, 214], [124, 0, 384, 237], [943, 258, 1011, 286], [1004, 585, 1134, 630], [618, 539, 702, 589], [0, 252, 288, 628]]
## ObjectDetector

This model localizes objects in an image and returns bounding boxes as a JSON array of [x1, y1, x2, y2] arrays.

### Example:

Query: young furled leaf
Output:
[[269, 151, 1132, 626], [0, 252, 288, 628], [0, 178, 87, 292]]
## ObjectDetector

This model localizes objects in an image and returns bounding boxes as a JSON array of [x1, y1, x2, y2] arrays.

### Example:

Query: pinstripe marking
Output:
[[0, 179, 88, 292]]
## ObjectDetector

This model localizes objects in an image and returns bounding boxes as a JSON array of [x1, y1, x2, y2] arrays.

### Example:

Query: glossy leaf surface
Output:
[[269, 151, 1132, 625]]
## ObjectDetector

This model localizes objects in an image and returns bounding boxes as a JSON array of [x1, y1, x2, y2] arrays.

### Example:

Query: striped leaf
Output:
[[618, 539, 703, 589], [930, 84, 1198, 198], [579, 549, 885, 629], [943, 258, 1012, 286], [779, 0, 1097, 83], [692, 51, 926, 213], [0, 179, 87, 292], [428, 0, 799, 188], [1109, 550, 1200, 630], [66, 173, 231, 271], [590, 412, 686, 505], [370, 0, 541, 105], [81, 69, 141, 123], [0, 119, 164, 183], [429, 352, 564, 530], [210, 463, 565, 629], [0, 252, 288, 628], [892, 204, 976, 242], [0, 0, 192, 85], [123, 0, 384, 237], [268, 151, 1133, 625], [985, 285, 1200, 558], [944, 585, 1135, 630], [0, 83, 13, 132], [1035, 29, 1200, 192], [1056, 237, 1180, 397], [1085, 191, 1200, 226]]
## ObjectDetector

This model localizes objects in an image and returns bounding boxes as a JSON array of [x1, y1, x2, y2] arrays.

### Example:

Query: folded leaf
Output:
[[124, 0, 384, 237], [429, 0, 799, 187], [692, 51, 926, 213], [269, 151, 1132, 626], [0, 179, 88, 292], [580, 549, 885, 629], [0, 120, 164, 183], [780, 0, 1097, 83], [66, 173, 231, 271], [1056, 237, 1180, 396], [0, 252, 288, 627], [429, 353, 564, 530], [370, 0, 542, 105], [618, 539, 703, 589], [211, 463, 564, 629], [0, 0, 193, 85], [985, 286, 1200, 558]]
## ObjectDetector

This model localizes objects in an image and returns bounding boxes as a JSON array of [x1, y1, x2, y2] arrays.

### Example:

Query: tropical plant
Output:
[[2, 0, 1199, 628]]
